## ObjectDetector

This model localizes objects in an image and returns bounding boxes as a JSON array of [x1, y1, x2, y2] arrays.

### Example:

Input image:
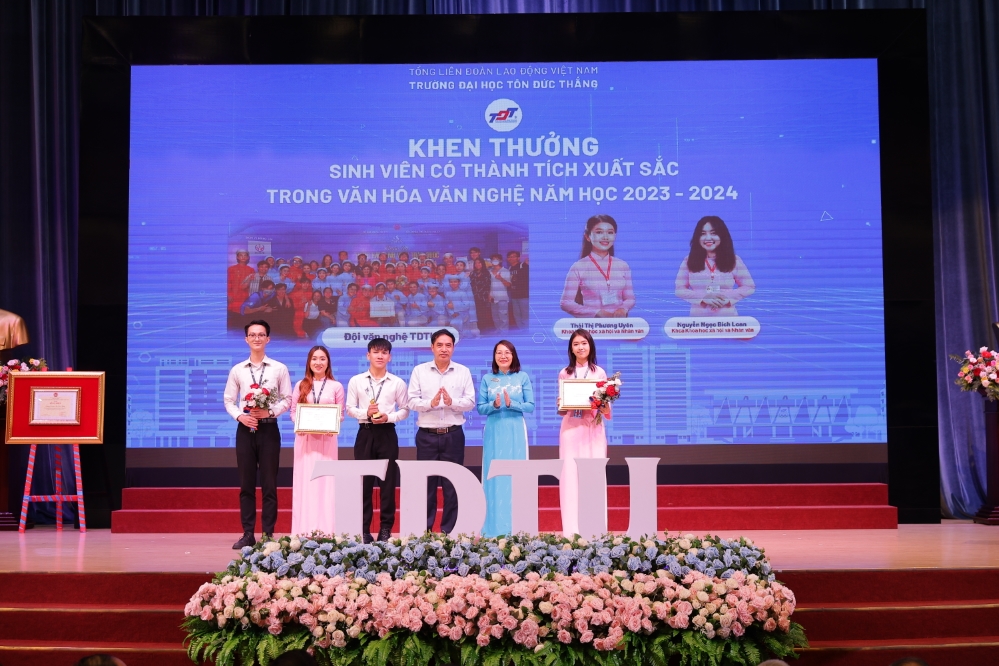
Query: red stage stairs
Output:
[[1, 568, 996, 665], [111, 483, 897, 533]]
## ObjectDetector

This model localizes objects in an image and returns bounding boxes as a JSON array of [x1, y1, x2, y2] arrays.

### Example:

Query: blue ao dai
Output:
[[476, 370, 534, 537]]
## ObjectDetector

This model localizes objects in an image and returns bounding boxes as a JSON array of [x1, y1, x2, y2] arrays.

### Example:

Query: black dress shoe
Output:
[[232, 532, 255, 550], [362, 533, 374, 544], [377, 528, 392, 542]]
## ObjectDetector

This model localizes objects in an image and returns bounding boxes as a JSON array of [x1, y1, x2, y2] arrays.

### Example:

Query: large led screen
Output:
[[126, 60, 885, 449]]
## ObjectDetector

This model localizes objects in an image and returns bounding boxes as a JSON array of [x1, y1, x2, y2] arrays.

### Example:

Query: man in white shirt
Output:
[[345, 338, 410, 543], [407, 329, 475, 533], [222, 320, 293, 549]]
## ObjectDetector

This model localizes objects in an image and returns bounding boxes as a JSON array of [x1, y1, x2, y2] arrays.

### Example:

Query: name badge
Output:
[[600, 292, 618, 306]]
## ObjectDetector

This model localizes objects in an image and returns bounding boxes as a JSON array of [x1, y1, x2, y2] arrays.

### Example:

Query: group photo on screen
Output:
[[226, 222, 530, 341]]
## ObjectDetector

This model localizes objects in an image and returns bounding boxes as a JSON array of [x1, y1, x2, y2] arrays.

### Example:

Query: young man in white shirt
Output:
[[222, 320, 293, 549], [346, 338, 410, 543], [407, 329, 475, 533]]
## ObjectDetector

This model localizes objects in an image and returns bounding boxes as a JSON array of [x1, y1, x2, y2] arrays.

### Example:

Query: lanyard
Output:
[[571, 365, 589, 417], [311, 378, 327, 404], [367, 376, 385, 405], [706, 258, 716, 275], [249, 362, 265, 387], [588, 254, 613, 285]]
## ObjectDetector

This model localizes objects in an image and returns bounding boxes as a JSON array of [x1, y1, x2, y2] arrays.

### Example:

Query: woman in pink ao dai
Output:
[[557, 328, 611, 537], [290, 345, 344, 535]]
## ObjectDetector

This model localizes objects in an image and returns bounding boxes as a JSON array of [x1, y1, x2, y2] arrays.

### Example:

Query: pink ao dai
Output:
[[289, 379, 344, 536], [558, 364, 608, 537]]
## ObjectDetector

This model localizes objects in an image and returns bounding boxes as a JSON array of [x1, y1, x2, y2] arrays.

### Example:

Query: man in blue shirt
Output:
[[424, 281, 447, 326], [444, 275, 473, 334], [402, 281, 428, 326]]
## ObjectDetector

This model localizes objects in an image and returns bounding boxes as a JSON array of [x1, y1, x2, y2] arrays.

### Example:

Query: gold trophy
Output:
[[371, 398, 383, 421]]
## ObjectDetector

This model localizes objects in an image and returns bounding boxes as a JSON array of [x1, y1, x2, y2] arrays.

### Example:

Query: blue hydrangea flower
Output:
[[276, 564, 290, 576], [627, 556, 641, 571], [304, 540, 320, 549]]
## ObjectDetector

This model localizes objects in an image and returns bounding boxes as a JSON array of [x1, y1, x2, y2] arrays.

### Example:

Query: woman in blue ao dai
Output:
[[477, 340, 535, 537]]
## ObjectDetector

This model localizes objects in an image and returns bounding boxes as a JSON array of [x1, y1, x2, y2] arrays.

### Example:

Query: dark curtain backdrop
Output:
[[2, 0, 997, 524]]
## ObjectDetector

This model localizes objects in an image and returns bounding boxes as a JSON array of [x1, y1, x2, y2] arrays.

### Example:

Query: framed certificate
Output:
[[5, 371, 105, 444], [370, 300, 396, 318], [295, 404, 342, 434], [559, 379, 600, 410], [29, 388, 81, 425]]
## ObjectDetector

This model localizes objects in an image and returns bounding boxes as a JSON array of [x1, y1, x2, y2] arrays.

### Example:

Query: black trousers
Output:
[[415, 426, 465, 533], [354, 423, 399, 535], [235, 421, 281, 535]]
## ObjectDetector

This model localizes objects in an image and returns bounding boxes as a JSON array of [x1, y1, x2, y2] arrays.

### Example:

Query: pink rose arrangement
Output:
[[185, 566, 802, 666], [0, 357, 49, 405], [954, 347, 999, 400]]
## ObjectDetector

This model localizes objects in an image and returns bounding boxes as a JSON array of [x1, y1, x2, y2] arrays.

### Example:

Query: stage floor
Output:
[[2, 521, 997, 574]]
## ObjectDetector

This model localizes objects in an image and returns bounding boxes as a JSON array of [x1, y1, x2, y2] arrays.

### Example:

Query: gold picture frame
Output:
[[28, 387, 82, 425], [558, 378, 600, 411], [294, 403, 342, 434]]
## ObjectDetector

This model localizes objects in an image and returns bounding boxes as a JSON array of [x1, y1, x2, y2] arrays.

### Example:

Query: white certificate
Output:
[[559, 379, 600, 411], [29, 388, 81, 425], [295, 404, 342, 434], [370, 300, 396, 318]]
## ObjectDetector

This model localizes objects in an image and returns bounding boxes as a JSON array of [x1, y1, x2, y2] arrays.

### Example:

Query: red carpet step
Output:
[[0, 568, 994, 665], [785, 569, 999, 665], [111, 483, 897, 533], [0, 572, 209, 666]]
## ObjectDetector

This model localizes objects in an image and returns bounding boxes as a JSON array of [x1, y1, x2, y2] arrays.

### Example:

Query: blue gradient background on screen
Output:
[[126, 60, 884, 449]]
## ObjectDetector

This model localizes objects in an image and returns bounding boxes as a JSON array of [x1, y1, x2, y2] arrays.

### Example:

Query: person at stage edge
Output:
[[346, 338, 411, 544], [557, 328, 611, 537], [223, 320, 293, 550], [408, 329, 475, 534], [289, 345, 344, 536], [477, 340, 534, 537]]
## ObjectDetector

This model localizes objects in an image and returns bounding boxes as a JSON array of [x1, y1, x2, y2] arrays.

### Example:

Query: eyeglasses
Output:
[[246, 333, 269, 339]]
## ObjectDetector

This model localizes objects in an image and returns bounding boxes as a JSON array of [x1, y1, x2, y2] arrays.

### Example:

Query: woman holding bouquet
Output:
[[477, 340, 535, 537], [557, 328, 610, 537], [290, 345, 344, 535]]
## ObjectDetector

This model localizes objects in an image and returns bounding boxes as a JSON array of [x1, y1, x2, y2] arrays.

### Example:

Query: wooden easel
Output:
[[19, 443, 86, 532]]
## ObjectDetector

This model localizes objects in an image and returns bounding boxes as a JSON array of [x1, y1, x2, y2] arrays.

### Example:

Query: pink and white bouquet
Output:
[[953, 347, 999, 400], [243, 381, 284, 431], [0, 357, 48, 405], [590, 371, 622, 424]]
